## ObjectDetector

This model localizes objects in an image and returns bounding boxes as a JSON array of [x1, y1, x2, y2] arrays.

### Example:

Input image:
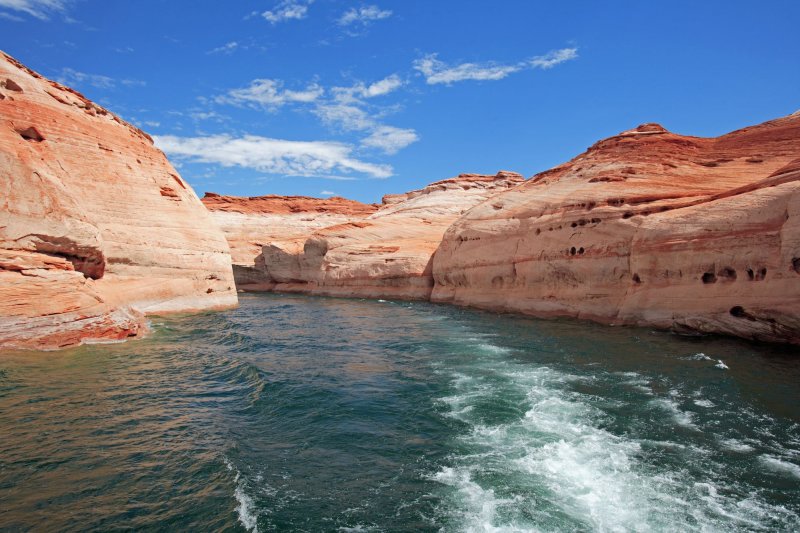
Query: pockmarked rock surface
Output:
[[0, 51, 237, 350], [433, 114, 800, 344], [259, 172, 525, 299], [202, 193, 377, 290]]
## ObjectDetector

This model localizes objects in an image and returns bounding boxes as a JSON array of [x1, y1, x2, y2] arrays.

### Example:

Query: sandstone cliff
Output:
[[0, 51, 237, 350], [259, 172, 525, 299], [202, 193, 377, 290], [432, 114, 800, 344]]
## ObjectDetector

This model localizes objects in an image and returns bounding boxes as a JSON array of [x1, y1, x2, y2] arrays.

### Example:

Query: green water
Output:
[[1, 293, 799, 532]]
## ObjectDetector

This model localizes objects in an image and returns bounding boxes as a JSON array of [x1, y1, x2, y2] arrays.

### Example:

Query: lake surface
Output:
[[1, 293, 799, 532]]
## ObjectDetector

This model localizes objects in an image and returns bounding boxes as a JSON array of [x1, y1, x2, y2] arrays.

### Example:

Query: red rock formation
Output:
[[433, 113, 800, 344], [0, 51, 237, 350], [260, 172, 525, 299], [202, 193, 378, 289]]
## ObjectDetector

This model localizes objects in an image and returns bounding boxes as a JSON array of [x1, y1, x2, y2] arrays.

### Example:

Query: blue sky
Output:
[[2, 0, 799, 203]]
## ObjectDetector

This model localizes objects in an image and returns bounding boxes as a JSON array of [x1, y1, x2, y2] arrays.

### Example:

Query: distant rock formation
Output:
[[0, 51, 237, 350], [433, 115, 800, 344], [256, 172, 525, 299], [202, 193, 378, 290]]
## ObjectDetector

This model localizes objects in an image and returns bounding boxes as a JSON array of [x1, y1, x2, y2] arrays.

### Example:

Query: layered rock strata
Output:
[[259, 172, 525, 299], [432, 114, 800, 344], [0, 51, 237, 350], [202, 193, 377, 290]]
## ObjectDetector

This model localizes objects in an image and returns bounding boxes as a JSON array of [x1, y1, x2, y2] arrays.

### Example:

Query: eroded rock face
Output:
[[202, 193, 378, 290], [0, 51, 237, 350], [433, 115, 800, 344], [260, 172, 525, 299]]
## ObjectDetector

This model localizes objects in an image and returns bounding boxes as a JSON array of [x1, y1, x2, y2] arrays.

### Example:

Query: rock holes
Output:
[[4, 78, 23, 92], [792, 257, 800, 274], [17, 126, 45, 142], [570, 247, 577, 256], [622, 212, 634, 219], [718, 267, 736, 281], [632, 273, 642, 284], [701, 272, 717, 284], [578, 247, 585, 254], [730, 306, 747, 318]]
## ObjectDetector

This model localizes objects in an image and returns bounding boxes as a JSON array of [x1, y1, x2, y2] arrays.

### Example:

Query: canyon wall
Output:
[[0, 51, 237, 350], [202, 193, 377, 290], [432, 115, 800, 344], [258, 172, 524, 299]]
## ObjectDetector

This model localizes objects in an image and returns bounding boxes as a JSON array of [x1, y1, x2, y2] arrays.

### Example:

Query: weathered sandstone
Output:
[[432, 114, 800, 344], [259, 172, 525, 299], [202, 193, 377, 290], [0, 51, 237, 350]]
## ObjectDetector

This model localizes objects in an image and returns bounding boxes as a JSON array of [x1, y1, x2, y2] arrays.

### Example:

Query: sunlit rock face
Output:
[[202, 193, 378, 290], [433, 114, 800, 344], [259, 172, 525, 300], [0, 51, 237, 350]]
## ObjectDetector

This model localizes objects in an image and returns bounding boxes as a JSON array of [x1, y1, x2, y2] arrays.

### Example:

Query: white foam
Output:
[[715, 360, 729, 370], [760, 455, 800, 478], [477, 343, 512, 355], [431, 328, 800, 531], [224, 456, 260, 533], [684, 352, 713, 361], [720, 438, 755, 453], [650, 397, 695, 428]]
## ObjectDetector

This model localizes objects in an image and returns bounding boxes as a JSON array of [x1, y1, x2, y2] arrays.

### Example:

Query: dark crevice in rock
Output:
[[4, 78, 23, 92], [702, 272, 717, 284], [17, 126, 45, 142]]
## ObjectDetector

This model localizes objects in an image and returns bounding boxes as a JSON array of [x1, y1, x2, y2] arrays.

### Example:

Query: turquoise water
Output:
[[1, 293, 799, 531]]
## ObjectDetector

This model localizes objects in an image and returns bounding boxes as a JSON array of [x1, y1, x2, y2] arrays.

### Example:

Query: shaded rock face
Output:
[[433, 115, 800, 344], [259, 172, 525, 299], [0, 51, 237, 350], [202, 193, 378, 289]]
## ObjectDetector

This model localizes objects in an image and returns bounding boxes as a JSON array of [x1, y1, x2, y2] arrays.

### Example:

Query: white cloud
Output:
[[56, 68, 146, 90], [154, 134, 392, 179], [0, 0, 67, 20], [263, 0, 311, 24], [334, 74, 403, 99], [313, 103, 373, 131], [216, 78, 324, 110], [320, 190, 336, 196], [414, 47, 578, 85], [361, 126, 418, 154], [338, 5, 391, 26], [208, 41, 239, 55], [530, 47, 579, 69], [413, 54, 521, 85]]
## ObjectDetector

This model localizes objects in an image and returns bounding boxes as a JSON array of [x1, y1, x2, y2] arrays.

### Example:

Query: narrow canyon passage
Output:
[[1, 294, 798, 531]]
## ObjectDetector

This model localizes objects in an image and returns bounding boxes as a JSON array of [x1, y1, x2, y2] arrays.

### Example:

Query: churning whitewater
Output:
[[0, 294, 798, 531]]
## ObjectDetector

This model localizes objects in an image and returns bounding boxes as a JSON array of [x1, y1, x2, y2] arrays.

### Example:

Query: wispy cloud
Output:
[[208, 41, 239, 55], [0, 0, 68, 20], [213, 73, 417, 155], [57, 68, 145, 90], [338, 5, 392, 26], [215, 78, 323, 110], [154, 134, 392, 179], [320, 190, 336, 196], [361, 126, 419, 154], [414, 47, 578, 85], [262, 0, 312, 24], [530, 48, 579, 69], [333, 74, 404, 100]]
